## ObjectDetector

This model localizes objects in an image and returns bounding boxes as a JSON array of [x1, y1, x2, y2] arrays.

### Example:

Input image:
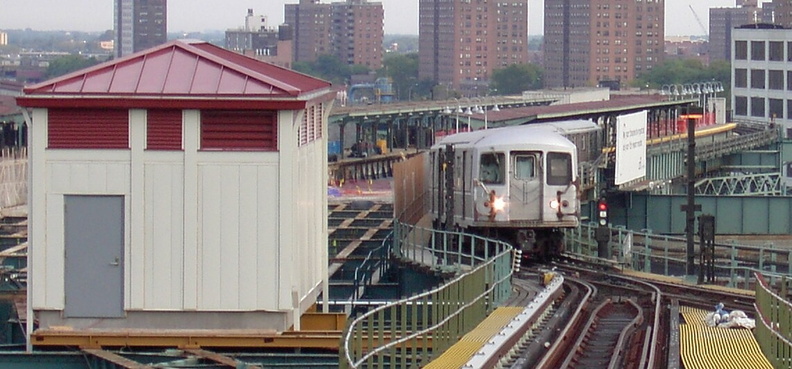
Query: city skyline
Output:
[[1, 0, 745, 37]]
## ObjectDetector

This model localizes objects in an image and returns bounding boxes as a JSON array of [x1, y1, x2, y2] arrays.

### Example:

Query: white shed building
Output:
[[17, 40, 334, 333]]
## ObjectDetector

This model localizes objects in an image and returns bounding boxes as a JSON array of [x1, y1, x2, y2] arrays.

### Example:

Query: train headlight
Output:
[[492, 196, 506, 212], [549, 199, 560, 209], [486, 190, 506, 220]]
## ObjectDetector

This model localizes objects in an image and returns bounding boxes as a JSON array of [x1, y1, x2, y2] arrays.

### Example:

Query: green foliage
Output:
[[291, 54, 369, 85], [490, 63, 543, 95], [381, 53, 418, 100], [292, 61, 315, 76], [46, 55, 102, 79], [632, 59, 731, 89], [527, 36, 543, 51]]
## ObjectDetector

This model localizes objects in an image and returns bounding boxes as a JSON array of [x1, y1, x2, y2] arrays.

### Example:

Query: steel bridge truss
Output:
[[695, 172, 792, 196], [640, 123, 781, 195]]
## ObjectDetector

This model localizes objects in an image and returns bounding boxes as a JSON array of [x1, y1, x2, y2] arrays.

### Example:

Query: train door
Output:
[[509, 151, 542, 220], [546, 151, 577, 221]]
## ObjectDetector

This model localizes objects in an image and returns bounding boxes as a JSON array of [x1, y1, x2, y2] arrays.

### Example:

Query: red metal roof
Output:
[[20, 39, 331, 100], [482, 94, 675, 123]]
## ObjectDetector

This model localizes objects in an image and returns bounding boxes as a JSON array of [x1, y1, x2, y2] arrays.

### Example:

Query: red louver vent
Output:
[[48, 108, 129, 149], [200, 110, 277, 151], [147, 109, 183, 150]]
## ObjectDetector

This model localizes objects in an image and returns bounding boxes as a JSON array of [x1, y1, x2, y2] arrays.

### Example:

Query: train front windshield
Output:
[[546, 152, 573, 185], [479, 153, 505, 184]]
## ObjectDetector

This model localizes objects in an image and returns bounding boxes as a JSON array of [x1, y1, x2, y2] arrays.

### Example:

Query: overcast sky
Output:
[[0, 0, 746, 36]]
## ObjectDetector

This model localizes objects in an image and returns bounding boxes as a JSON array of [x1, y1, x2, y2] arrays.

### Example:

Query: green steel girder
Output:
[[641, 125, 781, 191], [695, 172, 791, 196]]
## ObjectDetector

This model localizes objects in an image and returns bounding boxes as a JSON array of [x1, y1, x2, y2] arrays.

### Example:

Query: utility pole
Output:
[[681, 107, 703, 280], [443, 144, 455, 232]]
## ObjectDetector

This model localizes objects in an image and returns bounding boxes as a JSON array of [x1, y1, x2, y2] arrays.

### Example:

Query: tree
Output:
[[490, 63, 543, 95], [291, 54, 369, 85], [380, 53, 418, 100], [46, 55, 101, 79], [632, 59, 730, 89]]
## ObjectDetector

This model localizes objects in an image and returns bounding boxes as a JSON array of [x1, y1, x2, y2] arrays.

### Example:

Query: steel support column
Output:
[[686, 116, 696, 277]]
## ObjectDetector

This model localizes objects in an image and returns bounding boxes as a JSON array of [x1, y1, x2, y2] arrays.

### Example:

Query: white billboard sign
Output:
[[615, 110, 647, 185]]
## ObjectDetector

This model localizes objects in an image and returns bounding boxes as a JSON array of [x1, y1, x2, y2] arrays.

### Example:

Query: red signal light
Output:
[[598, 202, 607, 211]]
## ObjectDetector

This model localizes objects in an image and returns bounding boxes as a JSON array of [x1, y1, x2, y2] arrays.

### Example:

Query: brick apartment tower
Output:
[[114, 0, 167, 58], [709, 0, 774, 63], [418, 0, 529, 96], [772, 0, 792, 27], [544, 0, 664, 89], [285, 0, 384, 69]]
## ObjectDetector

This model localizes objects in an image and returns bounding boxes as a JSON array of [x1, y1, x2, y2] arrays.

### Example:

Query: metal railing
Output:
[[565, 222, 792, 289], [339, 220, 513, 368], [328, 151, 423, 184], [755, 273, 792, 368], [350, 233, 393, 301]]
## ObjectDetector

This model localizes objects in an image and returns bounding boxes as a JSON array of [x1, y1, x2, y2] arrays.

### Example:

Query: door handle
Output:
[[110, 257, 120, 266]]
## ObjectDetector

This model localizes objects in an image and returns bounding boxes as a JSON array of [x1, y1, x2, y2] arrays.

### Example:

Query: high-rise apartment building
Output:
[[0, 32, 7, 46], [709, 1, 772, 63], [544, 0, 664, 89], [284, 0, 383, 69], [772, 0, 792, 27], [225, 9, 294, 68], [419, 0, 529, 95], [114, 0, 167, 58]]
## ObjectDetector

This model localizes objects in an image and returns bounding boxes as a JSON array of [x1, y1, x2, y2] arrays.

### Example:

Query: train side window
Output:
[[479, 152, 505, 184], [547, 152, 572, 185], [514, 155, 536, 179]]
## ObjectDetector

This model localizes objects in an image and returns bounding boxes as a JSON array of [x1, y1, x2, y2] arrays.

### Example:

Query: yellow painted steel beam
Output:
[[33, 330, 345, 350], [299, 312, 347, 331], [34, 329, 436, 351]]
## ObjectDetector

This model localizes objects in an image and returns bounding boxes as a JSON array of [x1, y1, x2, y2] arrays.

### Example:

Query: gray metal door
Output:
[[64, 195, 124, 318], [509, 152, 541, 220]]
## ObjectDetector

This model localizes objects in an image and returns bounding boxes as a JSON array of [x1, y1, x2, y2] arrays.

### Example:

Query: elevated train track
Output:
[[424, 256, 761, 369]]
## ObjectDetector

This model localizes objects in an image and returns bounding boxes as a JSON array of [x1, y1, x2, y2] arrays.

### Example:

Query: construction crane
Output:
[[689, 5, 708, 36]]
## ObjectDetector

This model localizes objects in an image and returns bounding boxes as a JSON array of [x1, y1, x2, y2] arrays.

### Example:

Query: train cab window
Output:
[[514, 155, 536, 179], [547, 152, 572, 185], [479, 153, 505, 184]]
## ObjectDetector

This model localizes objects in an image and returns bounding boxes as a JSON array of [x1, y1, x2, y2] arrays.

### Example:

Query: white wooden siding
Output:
[[143, 161, 185, 309], [196, 162, 279, 311], [31, 105, 328, 318], [29, 108, 47, 310]]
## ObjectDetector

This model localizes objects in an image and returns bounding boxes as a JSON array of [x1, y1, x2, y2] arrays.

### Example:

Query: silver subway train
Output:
[[430, 120, 599, 258]]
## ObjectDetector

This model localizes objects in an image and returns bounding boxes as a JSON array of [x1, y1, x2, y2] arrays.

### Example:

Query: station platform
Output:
[[423, 307, 525, 368], [679, 306, 772, 369]]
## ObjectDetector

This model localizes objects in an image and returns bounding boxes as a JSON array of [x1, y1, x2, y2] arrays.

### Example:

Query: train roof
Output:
[[527, 119, 600, 134], [433, 124, 576, 150]]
